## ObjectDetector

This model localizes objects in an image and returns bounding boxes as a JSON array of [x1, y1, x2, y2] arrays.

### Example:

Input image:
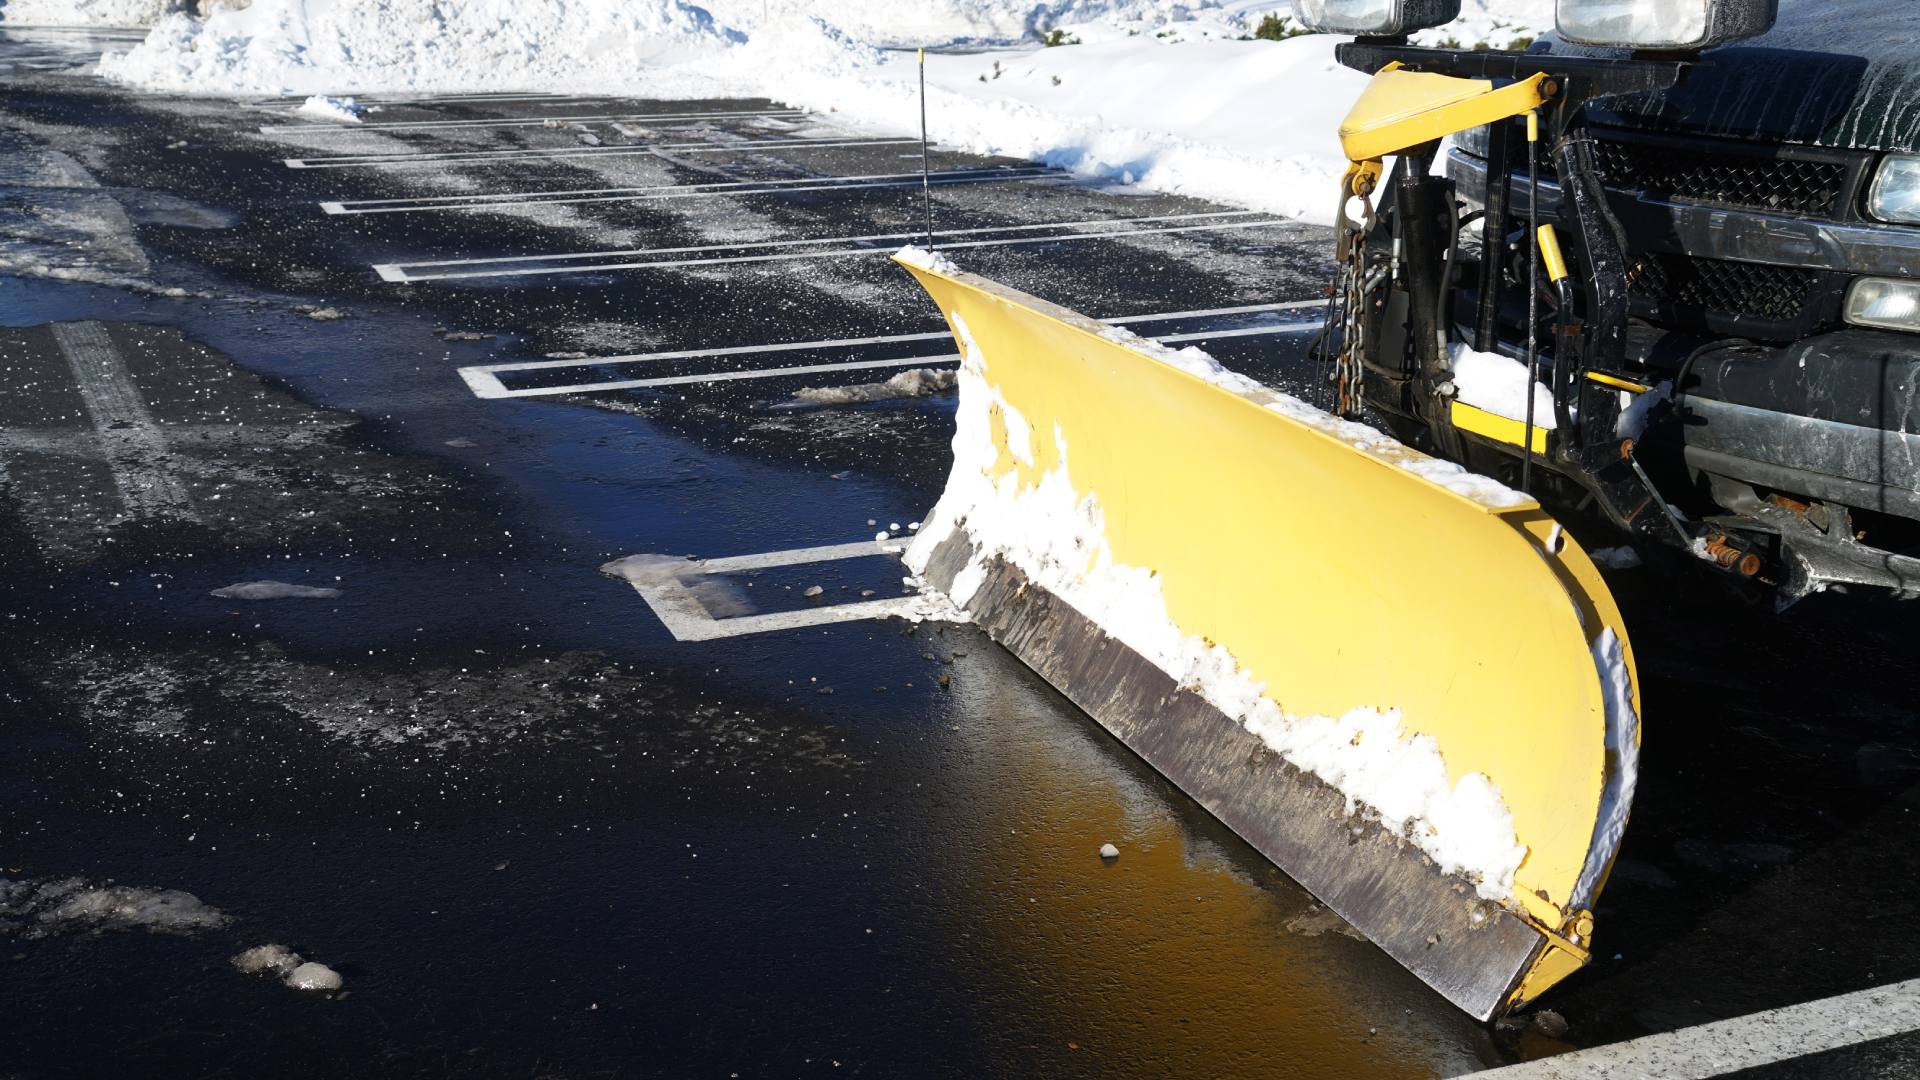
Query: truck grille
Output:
[[1626, 253, 1818, 325], [1591, 140, 1848, 217]]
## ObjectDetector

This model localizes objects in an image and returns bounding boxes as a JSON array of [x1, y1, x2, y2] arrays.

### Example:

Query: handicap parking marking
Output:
[[603, 541, 933, 642], [373, 210, 1292, 282], [455, 301, 1325, 399], [318, 166, 1065, 215], [261, 108, 806, 135], [1467, 977, 1920, 1079], [284, 135, 921, 170]]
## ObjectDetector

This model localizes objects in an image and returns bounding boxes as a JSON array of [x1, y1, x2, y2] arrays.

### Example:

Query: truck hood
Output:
[[1561, 0, 1920, 153]]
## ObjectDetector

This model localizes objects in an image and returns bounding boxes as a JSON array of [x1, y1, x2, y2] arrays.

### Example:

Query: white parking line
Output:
[[1467, 977, 1920, 1079], [375, 210, 1291, 281], [285, 136, 919, 169], [320, 167, 1064, 214], [261, 109, 804, 134], [258, 92, 601, 107], [461, 299, 1317, 376], [604, 541, 926, 642], [459, 312, 1323, 399]]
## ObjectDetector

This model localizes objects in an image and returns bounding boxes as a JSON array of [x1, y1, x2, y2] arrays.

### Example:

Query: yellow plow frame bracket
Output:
[[1339, 62, 1554, 163]]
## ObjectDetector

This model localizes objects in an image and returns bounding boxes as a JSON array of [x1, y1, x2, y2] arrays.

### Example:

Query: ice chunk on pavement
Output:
[[295, 95, 364, 124], [0, 876, 230, 938], [211, 581, 344, 600], [285, 961, 343, 992], [793, 367, 956, 405], [1099, 842, 1120, 859], [232, 944, 303, 977]]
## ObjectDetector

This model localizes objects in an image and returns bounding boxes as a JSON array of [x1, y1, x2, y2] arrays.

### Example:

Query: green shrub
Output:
[[1252, 14, 1308, 41], [1042, 29, 1080, 47]]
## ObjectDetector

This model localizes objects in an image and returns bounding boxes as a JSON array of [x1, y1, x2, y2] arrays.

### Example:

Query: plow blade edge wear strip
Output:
[[894, 254, 1642, 1020]]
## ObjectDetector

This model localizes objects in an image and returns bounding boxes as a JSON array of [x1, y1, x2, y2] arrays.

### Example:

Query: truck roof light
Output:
[[1291, 0, 1461, 36], [1554, 0, 1777, 51]]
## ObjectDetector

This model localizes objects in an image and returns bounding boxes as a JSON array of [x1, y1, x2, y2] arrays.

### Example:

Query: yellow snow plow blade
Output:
[[896, 255, 1641, 1020]]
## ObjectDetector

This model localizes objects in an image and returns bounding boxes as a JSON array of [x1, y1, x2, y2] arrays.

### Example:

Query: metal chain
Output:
[[1328, 163, 1380, 418]]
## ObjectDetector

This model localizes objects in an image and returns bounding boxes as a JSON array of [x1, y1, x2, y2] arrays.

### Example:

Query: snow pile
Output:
[[1449, 342, 1557, 429], [906, 307, 1533, 900], [1410, 0, 1549, 48], [895, 245, 962, 276], [0, 876, 230, 938], [98, 0, 744, 95], [95, 1, 1545, 223], [294, 94, 363, 123], [0, 0, 175, 28]]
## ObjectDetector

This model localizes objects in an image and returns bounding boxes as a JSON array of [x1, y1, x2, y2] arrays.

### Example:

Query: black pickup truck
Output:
[[1445, 0, 1920, 600]]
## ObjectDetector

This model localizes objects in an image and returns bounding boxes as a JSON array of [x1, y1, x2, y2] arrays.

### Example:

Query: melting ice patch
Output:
[[908, 305, 1534, 899], [211, 580, 343, 600], [0, 876, 230, 938]]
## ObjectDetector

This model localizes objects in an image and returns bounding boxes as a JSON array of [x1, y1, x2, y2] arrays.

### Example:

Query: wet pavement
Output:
[[1, 25, 1917, 1080]]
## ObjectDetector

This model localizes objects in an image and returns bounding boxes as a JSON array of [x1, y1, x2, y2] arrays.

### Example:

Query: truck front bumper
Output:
[[1682, 330, 1920, 524]]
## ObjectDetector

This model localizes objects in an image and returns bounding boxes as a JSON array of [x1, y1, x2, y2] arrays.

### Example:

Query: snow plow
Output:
[[891, 0, 1883, 1019], [897, 253, 1636, 1018]]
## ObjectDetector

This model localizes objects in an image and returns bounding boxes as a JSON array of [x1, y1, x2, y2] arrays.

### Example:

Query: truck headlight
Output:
[[1868, 155, 1920, 225], [1845, 278, 1920, 335], [1291, 0, 1461, 36], [1554, 0, 1777, 50]]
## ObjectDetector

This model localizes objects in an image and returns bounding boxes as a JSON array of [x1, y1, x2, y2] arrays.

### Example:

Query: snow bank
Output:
[[95, 1, 1546, 224], [700, 0, 1248, 45], [0, 0, 174, 28], [906, 306, 1532, 900], [98, 0, 744, 95]]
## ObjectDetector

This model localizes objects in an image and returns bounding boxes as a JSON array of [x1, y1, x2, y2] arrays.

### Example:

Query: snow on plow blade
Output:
[[895, 253, 1642, 1020]]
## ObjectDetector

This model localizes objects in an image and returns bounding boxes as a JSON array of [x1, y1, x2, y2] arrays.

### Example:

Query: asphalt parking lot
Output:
[[2, 25, 1919, 1080]]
